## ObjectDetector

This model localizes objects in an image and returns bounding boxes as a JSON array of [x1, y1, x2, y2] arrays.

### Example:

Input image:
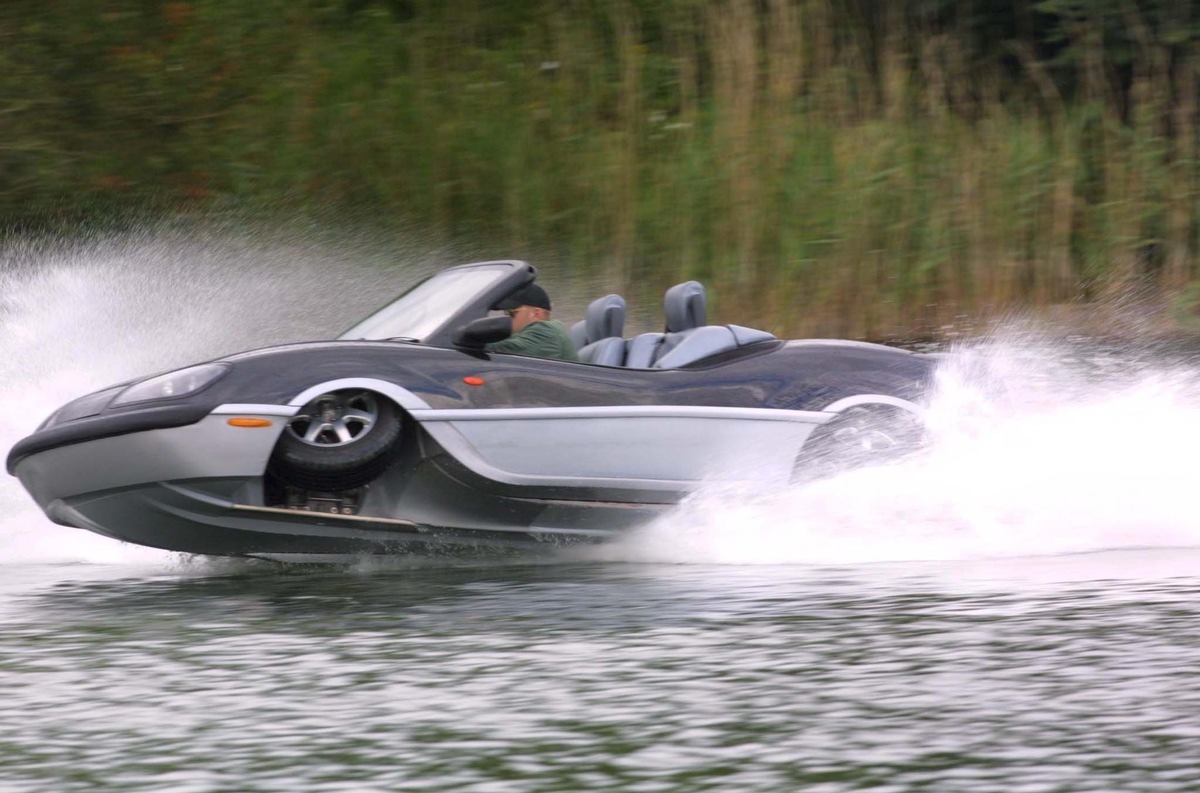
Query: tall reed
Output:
[[2, 0, 1197, 340]]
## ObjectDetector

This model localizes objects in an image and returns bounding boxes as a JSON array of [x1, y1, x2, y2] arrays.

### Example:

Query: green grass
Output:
[[2, 0, 1197, 339]]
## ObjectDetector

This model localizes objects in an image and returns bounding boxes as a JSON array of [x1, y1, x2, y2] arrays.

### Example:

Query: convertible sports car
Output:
[[8, 260, 936, 561]]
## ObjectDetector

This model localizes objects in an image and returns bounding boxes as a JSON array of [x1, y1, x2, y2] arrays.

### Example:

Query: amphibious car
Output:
[[8, 260, 935, 561]]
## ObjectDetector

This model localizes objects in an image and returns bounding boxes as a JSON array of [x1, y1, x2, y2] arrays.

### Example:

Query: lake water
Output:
[[3, 232, 1200, 791]]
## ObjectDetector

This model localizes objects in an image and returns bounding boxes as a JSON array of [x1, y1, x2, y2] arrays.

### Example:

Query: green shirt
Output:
[[486, 320, 580, 362]]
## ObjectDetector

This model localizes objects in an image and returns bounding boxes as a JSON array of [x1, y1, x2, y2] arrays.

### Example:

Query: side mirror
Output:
[[452, 316, 512, 350]]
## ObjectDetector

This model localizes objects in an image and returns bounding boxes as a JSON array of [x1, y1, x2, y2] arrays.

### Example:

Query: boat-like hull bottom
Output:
[[43, 478, 667, 560]]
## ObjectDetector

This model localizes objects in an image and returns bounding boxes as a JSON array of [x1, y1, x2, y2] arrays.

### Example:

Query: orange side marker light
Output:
[[227, 417, 274, 428], [463, 376, 486, 386]]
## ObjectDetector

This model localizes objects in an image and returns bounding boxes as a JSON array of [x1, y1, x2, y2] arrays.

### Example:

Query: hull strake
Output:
[[45, 481, 652, 558]]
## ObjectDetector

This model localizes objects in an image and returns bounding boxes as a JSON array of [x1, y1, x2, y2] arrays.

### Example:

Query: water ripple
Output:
[[3, 560, 1200, 791]]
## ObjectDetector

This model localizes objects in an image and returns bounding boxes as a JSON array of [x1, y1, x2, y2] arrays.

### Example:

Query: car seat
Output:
[[625, 281, 705, 367], [577, 294, 627, 366], [626, 281, 777, 369], [569, 320, 588, 351]]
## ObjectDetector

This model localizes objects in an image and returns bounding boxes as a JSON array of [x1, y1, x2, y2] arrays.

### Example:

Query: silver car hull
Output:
[[17, 402, 830, 559]]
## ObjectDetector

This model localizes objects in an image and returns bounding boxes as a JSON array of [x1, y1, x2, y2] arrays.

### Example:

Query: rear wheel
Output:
[[268, 389, 403, 491], [793, 406, 925, 484]]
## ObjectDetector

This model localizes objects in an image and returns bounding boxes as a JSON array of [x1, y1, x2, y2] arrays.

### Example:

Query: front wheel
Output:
[[268, 389, 403, 491], [793, 406, 925, 484]]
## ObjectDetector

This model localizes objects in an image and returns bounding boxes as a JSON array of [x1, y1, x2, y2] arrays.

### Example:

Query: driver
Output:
[[487, 283, 580, 362]]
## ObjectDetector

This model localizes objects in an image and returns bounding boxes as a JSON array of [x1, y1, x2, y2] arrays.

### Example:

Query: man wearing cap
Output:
[[487, 283, 580, 362]]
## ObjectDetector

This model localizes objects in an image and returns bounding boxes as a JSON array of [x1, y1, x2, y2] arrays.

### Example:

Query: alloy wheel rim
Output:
[[286, 391, 379, 448]]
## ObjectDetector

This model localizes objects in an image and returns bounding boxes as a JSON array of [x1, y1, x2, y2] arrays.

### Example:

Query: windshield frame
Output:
[[339, 260, 536, 347]]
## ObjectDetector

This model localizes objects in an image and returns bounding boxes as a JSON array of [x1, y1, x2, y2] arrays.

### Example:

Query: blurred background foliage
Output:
[[1, 0, 1197, 339]]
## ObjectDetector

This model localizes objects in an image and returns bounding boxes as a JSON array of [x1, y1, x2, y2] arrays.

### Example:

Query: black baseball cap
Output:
[[496, 283, 552, 311]]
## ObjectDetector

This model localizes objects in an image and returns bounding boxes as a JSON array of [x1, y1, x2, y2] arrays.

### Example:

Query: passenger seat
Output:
[[626, 280, 777, 368], [625, 281, 705, 367], [576, 294, 627, 366], [569, 320, 588, 351]]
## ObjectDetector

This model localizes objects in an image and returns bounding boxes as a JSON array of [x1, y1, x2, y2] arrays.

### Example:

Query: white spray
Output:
[[606, 333, 1200, 565]]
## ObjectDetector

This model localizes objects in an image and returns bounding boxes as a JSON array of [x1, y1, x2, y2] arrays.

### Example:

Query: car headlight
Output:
[[111, 363, 229, 406]]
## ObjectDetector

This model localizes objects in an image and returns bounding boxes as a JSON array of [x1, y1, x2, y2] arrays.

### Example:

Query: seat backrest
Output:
[[577, 294, 627, 366], [624, 332, 663, 368], [664, 281, 706, 333], [649, 281, 707, 365], [569, 320, 587, 351]]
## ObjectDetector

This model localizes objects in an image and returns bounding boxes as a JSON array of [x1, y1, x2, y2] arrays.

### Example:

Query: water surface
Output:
[[4, 555, 1200, 792], [3, 233, 1200, 791]]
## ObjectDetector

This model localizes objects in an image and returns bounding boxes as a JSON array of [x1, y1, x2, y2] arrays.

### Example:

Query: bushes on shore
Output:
[[2, 1, 1197, 338]]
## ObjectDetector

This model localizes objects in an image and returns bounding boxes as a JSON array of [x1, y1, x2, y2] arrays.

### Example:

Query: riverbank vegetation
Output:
[[2, 1, 1198, 339]]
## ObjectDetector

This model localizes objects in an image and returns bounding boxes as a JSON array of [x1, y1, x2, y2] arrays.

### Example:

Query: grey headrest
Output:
[[585, 294, 626, 342], [663, 281, 706, 333]]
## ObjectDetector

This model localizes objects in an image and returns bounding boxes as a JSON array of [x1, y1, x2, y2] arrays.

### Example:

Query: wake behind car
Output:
[[8, 260, 936, 561]]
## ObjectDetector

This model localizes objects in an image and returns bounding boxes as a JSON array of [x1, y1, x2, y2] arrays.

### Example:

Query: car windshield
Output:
[[339, 265, 512, 341]]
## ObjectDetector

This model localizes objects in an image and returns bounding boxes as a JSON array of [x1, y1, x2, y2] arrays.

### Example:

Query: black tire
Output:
[[268, 389, 404, 491], [793, 406, 925, 484]]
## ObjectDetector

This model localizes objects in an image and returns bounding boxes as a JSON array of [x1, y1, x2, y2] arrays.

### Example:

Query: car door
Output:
[[411, 356, 828, 492]]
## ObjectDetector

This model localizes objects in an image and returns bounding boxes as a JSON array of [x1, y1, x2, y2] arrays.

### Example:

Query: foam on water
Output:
[[604, 334, 1200, 565]]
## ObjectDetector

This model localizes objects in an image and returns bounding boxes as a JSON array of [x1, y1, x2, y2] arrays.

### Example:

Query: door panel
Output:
[[416, 406, 827, 489]]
